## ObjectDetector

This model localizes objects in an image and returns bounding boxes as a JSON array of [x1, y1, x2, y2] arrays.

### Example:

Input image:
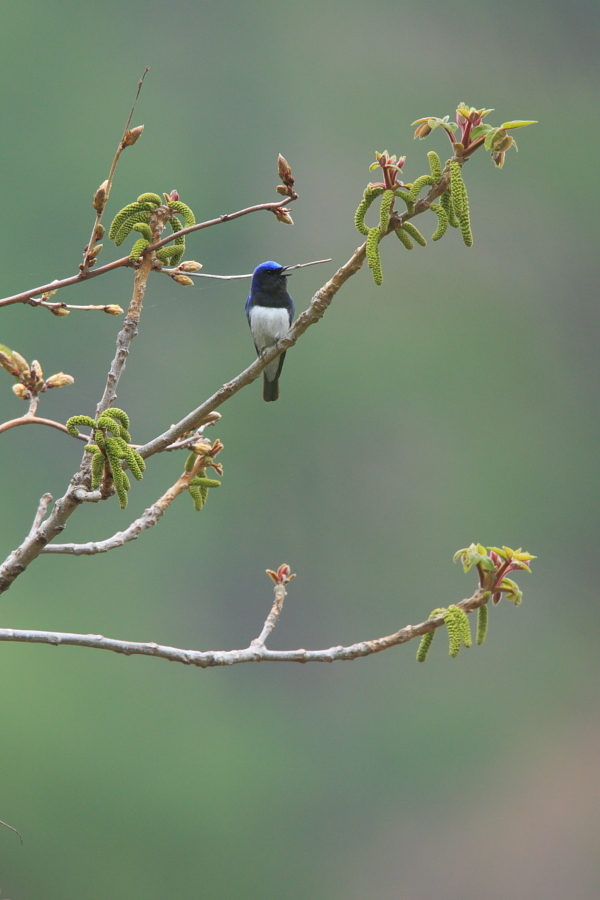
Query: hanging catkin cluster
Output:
[[66, 408, 146, 509]]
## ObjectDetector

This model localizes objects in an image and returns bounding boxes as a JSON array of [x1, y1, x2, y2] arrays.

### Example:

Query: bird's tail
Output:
[[263, 374, 280, 402]]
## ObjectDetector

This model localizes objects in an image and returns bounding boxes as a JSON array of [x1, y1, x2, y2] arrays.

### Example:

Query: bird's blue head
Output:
[[250, 260, 291, 294]]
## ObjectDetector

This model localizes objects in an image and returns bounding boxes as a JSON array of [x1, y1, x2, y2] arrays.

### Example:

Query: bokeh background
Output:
[[1, 0, 599, 897]]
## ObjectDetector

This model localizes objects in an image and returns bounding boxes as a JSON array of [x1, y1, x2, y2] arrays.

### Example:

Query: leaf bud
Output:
[[93, 180, 109, 211], [172, 274, 194, 286], [104, 305, 124, 315], [94, 224, 105, 240], [11, 350, 29, 376], [30, 359, 44, 384], [122, 125, 144, 147], [277, 154, 294, 187], [45, 372, 75, 389], [50, 306, 70, 317], [273, 208, 294, 225], [12, 383, 29, 399], [0, 347, 17, 375], [178, 261, 203, 272]]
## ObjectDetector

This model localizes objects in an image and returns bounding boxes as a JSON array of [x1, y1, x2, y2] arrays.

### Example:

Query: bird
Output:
[[245, 261, 294, 402]]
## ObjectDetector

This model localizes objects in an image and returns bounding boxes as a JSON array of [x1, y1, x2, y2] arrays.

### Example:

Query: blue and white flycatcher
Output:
[[245, 261, 294, 402]]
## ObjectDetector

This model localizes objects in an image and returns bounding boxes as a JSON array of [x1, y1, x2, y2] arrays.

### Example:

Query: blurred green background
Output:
[[1, 0, 599, 897]]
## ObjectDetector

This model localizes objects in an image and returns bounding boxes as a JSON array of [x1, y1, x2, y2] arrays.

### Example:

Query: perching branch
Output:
[[0, 586, 489, 668], [0, 197, 297, 310]]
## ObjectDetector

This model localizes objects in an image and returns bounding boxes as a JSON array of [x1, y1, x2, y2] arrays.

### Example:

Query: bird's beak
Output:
[[280, 266, 292, 275]]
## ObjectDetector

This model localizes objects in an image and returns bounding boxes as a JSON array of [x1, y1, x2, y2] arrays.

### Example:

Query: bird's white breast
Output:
[[249, 306, 290, 350]]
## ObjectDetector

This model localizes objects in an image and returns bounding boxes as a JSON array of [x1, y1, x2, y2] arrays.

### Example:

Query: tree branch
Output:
[[0, 198, 297, 310], [0, 415, 88, 440], [40, 459, 202, 555], [0, 588, 488, 667]]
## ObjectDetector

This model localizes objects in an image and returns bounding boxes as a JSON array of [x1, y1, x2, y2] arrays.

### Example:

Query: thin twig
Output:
[[81, 68, 149, 276], [0, 589, 489, 667], [147, 195, 297, 252], [0, 415, 88, 440], [0, 819, 23, 844], [251, 583, 288, 647], [41, 460, 203, 555], [162, 258, 332, 281], [27, 493, 53, 539]]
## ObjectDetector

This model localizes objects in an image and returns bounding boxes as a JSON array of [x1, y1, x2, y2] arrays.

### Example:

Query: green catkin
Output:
[[458, 204, 473, 247], [156, 247, 179, 265], [184, 453, 196, 472], [429, 203, 449, 241], [108, 203, 149, 241], [445, 605, 472, 656], [96, 414, 121, 437], [91, 450, 105, 489], [354, 198, 371, 236], [165, 218, 185, 265], [169, 218, 185, 246], [427, 150, 442, 180], [189, 485, 204, 511], [66, 415, 97, 436], [131, 222, 153, 242], [354, 187, 384, 236], [122, 447, 144, 481], [440, 189, 459, 228], [129, 238, 149, 261], [113, 211, 151, 246], [364, 185, 385, 202], [394, 227, 413, 250], [136, 193, 162, 206], [444, 606, 463, 658], [394, 189, 415, 213], [379, 189, 395, 233], [401, 222, 427, 246], [366, 227, 383, 285], [448, 161, 467, 220], [407, 175, 435, 203], [416, 630, 435, 662], [476, 604, 489, 645], [457, 608, 472, 648], [192, 477, 221, 489], [167, 200, 195, 227]]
